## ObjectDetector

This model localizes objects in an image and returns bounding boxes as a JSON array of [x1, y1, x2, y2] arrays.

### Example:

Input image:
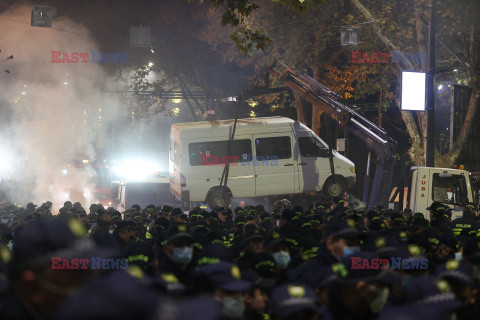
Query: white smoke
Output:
[[0, 4, 116, 211]]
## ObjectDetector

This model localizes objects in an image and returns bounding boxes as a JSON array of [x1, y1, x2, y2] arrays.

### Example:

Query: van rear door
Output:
[[253, 133, 295, 196]]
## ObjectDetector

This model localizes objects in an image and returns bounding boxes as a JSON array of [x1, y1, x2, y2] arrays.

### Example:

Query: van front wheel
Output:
[[322, 176, 347, 198], [206, 187, 232, 210]]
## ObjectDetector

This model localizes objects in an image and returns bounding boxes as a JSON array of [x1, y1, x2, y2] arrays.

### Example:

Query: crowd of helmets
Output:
[[0, 196, 480, 320]]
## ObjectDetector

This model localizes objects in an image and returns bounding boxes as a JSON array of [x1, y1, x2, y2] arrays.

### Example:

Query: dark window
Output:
[[432, 173, 468, 205], [298, 136, 328, 157], [255, 136, 291, 160], [188, 139, 252, 166]]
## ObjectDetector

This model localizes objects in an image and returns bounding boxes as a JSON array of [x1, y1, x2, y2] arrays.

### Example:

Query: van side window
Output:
[[255, 136, 291, 160], [432, 173, 468, 205], [298, 136, 328, 157], [188, 139, 252, 166]]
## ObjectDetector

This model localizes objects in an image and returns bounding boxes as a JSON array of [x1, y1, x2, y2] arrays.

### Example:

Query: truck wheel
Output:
[[206, 187, 232, 210], [322, 176, 347, 198]]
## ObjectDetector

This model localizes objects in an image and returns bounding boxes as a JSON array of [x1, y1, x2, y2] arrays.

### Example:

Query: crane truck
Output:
[[267, 59, 474, 218]]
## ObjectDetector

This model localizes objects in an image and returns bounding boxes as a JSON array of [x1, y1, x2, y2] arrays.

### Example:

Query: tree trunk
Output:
[[392, 68, 425, 166], [311, 33, 324, 134], [436, 88, 480, 167], [312, 107, 323, 135], [348, 0, 478, 169], [413, 0, 428, 148], [295, 94, 306, 124], [350, 0, 428, 165], [436, 24, 479, 167], [413, 0, 427, 71]]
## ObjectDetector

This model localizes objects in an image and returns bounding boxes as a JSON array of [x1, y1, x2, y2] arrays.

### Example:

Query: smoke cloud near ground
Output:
[[0, 4, 116, 211]]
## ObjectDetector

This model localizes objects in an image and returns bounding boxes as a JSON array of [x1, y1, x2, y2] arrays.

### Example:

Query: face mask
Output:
[[455, 252, 462, 261], [342, 246, 360, 257], [272, 250, 291, 269], [369, 287, 389, 314], [172, 247, 193, 265], [222, 293, 245, 319]]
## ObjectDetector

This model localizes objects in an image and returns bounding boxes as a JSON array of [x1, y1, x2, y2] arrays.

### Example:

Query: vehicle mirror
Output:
[[439, 172, 452, 178]]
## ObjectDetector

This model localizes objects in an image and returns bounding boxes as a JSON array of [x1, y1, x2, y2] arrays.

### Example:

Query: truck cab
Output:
[[405, 167, 473, 219]]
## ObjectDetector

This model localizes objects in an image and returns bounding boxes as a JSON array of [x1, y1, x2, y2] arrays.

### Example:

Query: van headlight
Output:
[[350, 167, 355, 174]]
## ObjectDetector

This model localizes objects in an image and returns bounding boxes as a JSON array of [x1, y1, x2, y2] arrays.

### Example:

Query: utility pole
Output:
[[425, 0, 436, 167]]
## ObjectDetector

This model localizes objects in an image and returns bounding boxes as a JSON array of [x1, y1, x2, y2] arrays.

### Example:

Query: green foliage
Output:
[[190, 0, 326, 54], [230, 27, 271, 54]]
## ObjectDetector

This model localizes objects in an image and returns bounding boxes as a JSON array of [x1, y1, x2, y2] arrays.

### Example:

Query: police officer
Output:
[[0, 219, 105, 320], [287, 219, 360, 285], [157, 224, 195, 284], [451, 209, 480, 237], [113, 221, 138, 249], [195, 262, 251, 319], [322, 252, 395, 320], [236, 229, 266, 271], [269, 283, 320, 320]]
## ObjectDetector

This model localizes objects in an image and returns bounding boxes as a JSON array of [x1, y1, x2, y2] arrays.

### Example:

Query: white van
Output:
[[169, 117, 356, 208]]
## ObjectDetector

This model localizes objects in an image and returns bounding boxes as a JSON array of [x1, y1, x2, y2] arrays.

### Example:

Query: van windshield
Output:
[[432, 173, 469, 205]]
